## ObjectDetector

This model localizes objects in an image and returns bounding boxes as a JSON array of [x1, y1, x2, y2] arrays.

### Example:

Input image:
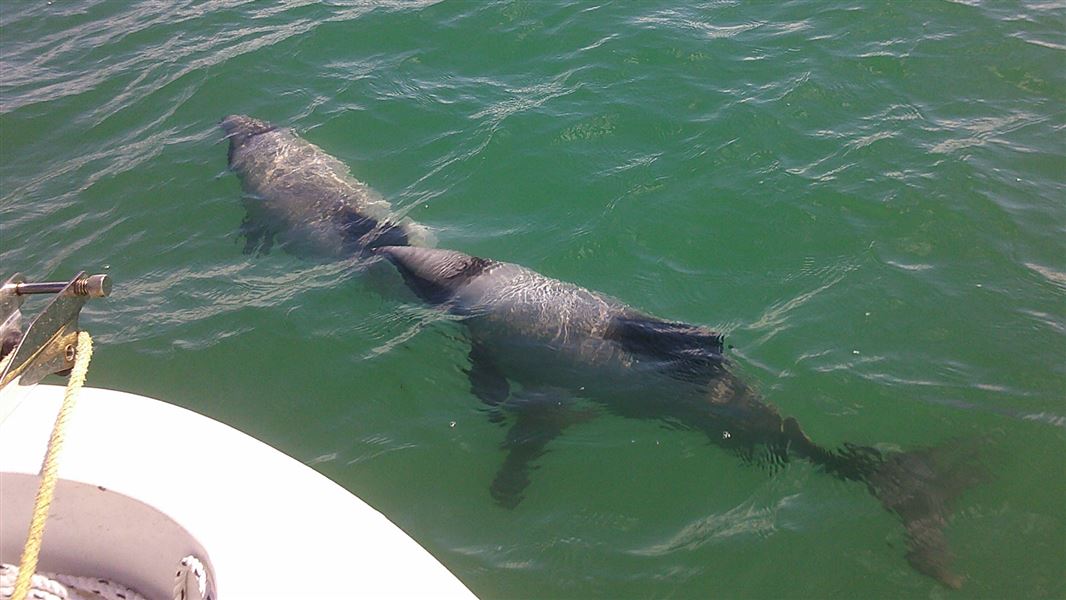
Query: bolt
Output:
[[72, 274, 112, 298]]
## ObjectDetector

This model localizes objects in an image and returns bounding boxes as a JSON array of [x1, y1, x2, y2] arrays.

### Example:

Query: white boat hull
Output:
[[1, 385, 475, 599]]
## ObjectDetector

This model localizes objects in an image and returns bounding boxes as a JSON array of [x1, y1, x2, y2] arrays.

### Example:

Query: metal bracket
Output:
[[0, 272, 111, 389]]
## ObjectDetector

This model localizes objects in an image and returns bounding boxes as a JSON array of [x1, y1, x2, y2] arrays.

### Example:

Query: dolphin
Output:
[[221, 114, 434, 257], [376, 245, 983, 588]]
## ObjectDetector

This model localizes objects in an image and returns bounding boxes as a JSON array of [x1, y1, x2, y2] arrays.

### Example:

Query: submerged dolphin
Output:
[[376, 245, 982, 588], [221, 114, 434, 256]]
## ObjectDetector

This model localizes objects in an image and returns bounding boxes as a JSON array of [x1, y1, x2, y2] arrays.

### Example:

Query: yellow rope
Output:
[[0, 352, 12, 378], [11, 331, 93, 600]]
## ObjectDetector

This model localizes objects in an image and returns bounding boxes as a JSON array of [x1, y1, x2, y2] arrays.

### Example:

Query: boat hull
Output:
[[0, 385, 474, 599]]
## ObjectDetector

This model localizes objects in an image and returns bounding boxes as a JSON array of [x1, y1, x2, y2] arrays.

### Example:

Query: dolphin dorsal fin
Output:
[[379, 247, 495, 305], [334, 208, 409, 251], [606, 314, 725, 364]]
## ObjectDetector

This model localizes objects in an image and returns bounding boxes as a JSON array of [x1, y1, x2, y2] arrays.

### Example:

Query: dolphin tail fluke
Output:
[[865, 440, 986, 589], [784, 418, 985, 589]]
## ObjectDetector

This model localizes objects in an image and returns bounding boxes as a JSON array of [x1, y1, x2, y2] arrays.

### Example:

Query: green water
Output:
[[2, 1, 1064, 597]]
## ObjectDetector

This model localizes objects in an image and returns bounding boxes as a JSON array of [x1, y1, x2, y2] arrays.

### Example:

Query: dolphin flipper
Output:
[[490, 408, 563, 508], [238, 214, 276, 256], [467, 339, 510, 423], [490, 392, 597, 508]]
